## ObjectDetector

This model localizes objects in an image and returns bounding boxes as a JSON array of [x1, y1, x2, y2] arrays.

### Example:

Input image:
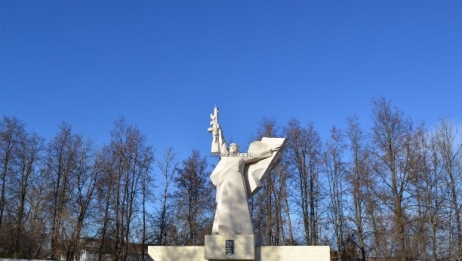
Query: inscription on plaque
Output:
[[225, 240, 234, 255]]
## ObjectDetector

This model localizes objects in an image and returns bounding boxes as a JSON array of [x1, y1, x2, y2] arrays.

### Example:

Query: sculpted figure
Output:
[[208, 107, 285, 235]]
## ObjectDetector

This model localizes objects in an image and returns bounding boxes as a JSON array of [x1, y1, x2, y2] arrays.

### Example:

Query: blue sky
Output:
[[1, 1, 461, 161]]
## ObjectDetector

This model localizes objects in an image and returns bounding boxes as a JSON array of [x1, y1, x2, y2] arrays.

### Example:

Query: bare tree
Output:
[[432, 119, 462, 260], [140, 147, 154, 261], [173, 149, 213, 246], [370, 97, 413, 261], [45, 122, 89, 259], [64, 138, 97, 261], [0, 117, 25, 235], [95, 148, 115, 261], [324, 126, 347, 261], [345, 116, 370, 261], [0, 117, 46, 258], [96, 117, 154, 261], [404, 123, 445, 261], [12, 131, 44, 258], [284, 118, 322, 245], [153, 147, 178, 246], [28, 177, 49, 259]]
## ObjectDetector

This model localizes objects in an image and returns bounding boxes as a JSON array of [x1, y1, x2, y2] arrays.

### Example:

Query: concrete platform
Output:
[[257, 246, 330, 261], [149, 246, 206, 261], [148, 245, 330, 261]]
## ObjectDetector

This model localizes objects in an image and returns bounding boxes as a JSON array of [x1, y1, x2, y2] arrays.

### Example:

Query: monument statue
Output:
[[208, 106, 286, 235], [148, 107, 330, 261]]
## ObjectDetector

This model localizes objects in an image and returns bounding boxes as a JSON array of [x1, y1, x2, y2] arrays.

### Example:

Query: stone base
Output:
[[148, 244, 330, 261], [257, 246, 330, 261], [148, 246, 206, 261]]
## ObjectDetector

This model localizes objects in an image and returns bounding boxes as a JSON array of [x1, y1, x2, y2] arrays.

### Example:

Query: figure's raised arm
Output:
[[217, 127, 228, 154], [208, 106, 228, 154]]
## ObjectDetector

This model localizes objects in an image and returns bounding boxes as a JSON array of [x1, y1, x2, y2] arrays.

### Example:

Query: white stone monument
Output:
[[148, 106, 330, 261]]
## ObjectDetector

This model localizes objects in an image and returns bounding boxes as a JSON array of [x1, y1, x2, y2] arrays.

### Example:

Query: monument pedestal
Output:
[[148, 235, 330, 261]]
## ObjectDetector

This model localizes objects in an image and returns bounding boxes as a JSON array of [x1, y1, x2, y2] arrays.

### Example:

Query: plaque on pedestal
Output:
[[205, 234, 259, 260]]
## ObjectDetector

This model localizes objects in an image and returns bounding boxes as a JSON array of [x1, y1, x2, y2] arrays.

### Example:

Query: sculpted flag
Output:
[[244, 137, 286, 197]]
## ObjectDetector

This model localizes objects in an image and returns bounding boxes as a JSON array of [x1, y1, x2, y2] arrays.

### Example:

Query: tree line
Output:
[[1, 97, 461, 261]]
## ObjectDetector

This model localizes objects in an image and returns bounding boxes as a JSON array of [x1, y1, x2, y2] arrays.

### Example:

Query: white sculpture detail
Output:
[[208, 106, 286, 235]]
